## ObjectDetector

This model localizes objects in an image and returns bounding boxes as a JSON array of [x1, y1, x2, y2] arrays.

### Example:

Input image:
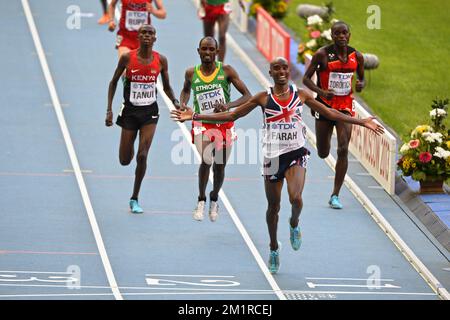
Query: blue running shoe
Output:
[[329, 195, 343, 209], [129, 199, 143, 214], [268, 242, 281, 274], [289, 221, 302, 251]]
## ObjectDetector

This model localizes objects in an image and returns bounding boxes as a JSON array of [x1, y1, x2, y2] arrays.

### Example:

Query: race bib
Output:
[[264, 123, 305, 147], [125, 10, 148, 31], [130, 82, 156, 106], [224, 2, 232, 14], [328, 72, 352, 96], [196, 88, 226, 114]]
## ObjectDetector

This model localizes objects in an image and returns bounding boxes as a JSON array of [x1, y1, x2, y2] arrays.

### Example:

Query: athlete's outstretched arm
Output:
[[171, 92, 266, 122], [107, 0, 118, 32], [105, 53, 129, 126], [298, 89, 384, 134], [355, 51, 365, 92], [149, 0, 167, 19], [302, 49, 334, 100], [159, 54, 180, 109], [222, 65, 251, 110], [180, 68, 194, 110]]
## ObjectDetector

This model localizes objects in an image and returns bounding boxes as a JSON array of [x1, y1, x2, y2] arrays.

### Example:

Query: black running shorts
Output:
[[116, 102, 159, 130], [263, 147, 310, 182]]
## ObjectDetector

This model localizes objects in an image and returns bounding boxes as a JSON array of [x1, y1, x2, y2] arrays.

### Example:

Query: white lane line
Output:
[[158, 82, 286, 300], [0, 270, 72, 274], [145, 274, 236, 278], [0, 293, 115, 298], [21, 0, 122, 300], [0, 290, 437, 298], [225, 25, 449, 301], [306, 282, 401, 289], [305, 277, 395, 281], [0, 284, 436, 298]]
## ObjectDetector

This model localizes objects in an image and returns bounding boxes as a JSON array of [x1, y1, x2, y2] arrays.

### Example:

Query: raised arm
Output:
[[159, 54, 180, 108], [223, 64, 251, 109], [298, 89, 384, 134], [107, 0, 118, 32], [180, 67, 194, 111], [355, 50, 365, 92], [171, 91, 267, 123], [105, 53, 129, 126], [302, 49, 334, 100], [148, 0, 167, 19]]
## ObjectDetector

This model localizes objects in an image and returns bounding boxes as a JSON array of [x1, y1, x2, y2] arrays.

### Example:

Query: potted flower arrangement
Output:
[[249, 0, 289, 19], [297, 2, 335, 64], [397, 98, 450, 193]]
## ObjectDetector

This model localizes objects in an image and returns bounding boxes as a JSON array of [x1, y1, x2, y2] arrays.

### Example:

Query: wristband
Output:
[[172, 99, 179, 105], [192, 112, 199, 121]]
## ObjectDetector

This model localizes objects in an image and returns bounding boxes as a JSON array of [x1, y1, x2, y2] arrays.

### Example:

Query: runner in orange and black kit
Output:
[[108, 0, 166, 57], [303, 21, 365, 209], [105, 24, 180, 214]]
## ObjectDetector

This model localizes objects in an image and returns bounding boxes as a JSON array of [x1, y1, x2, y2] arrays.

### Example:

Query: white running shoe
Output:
[[193, 200, 205, 221], [209, 201, 219, 222]]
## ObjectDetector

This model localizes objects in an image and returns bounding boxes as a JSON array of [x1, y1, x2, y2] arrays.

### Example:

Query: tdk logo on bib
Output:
[[133, 83, 153, 90], [198, 89, 222, 101], [268, 123, 297, 130], [197, 88, 225, 114]]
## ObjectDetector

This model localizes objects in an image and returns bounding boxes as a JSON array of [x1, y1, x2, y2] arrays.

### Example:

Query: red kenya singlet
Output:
[[124, 50, 161, 107]]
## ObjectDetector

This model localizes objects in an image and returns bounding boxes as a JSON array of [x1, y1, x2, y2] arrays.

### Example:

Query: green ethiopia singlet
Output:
[[192, 62, 230, 124], [207, 0, 229, 5]]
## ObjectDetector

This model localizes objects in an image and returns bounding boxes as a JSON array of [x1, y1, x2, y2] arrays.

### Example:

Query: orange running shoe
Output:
[[97, 13, 110, 25]]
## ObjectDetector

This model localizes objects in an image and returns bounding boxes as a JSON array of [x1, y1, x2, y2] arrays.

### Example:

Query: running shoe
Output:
[[97, 13, 110, 25], [289, 220, 302, 251], [129, 199, 143, 214], [268, 242, 281, 274], [193, 200, 205, 221], [209, 201, 219, 222], [329, 195, 343, 209]]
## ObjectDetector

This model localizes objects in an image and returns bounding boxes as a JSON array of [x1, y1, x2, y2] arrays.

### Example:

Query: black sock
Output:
[[130, 197, 138, 201], [198, 196, 206, 202], [209, 192, 218, 202]]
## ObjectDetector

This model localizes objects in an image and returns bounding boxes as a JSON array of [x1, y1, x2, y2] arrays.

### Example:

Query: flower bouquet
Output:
[[249, 0, 289, 19], [397, 98, 450, 189], [297, 3, 335, 64]]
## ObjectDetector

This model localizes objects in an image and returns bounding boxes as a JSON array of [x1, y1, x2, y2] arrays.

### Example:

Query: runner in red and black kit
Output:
[[108, 0, 166, 57], [303, 21, 365, 209], [199, 0, 244, 62], [105, 24, 180, 214]]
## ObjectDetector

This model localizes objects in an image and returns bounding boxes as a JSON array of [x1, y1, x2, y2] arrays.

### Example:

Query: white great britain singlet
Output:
[[262, 84, 307, 158]]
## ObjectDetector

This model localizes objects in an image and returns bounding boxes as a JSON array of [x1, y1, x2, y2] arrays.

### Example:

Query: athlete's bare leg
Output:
[[332, 121, 352, 197], [210, 144, 232, 201], [131, 123, 157, 200], [284, 165, 306, 228], [264, 180, 283, 251], [118, 46, 131, 58], [216, 14, 230, 62], [315, 119, 334, 159], [194, 135, 215, 201], [119, 128, 138, 166], [203, 19, 215, 38]]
